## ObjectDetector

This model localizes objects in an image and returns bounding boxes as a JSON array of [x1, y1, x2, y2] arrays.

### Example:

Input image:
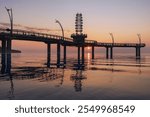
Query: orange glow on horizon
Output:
[[87, 47, 91, 50]]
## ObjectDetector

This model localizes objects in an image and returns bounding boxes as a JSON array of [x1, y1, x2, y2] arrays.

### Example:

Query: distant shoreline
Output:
[[0, 47, 21, 53]]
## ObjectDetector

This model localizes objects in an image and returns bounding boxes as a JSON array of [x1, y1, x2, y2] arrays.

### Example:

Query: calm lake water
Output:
[[0, 51, 150, 100]]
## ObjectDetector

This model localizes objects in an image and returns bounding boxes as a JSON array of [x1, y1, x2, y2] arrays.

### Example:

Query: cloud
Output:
[[0, 22, 70, 34]]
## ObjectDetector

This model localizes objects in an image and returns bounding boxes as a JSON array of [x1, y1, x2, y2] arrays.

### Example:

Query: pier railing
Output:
[[0, 28, 146, 47], [96, 42, 145, 47], [85, 39, 145, 47], [0, 28, 146, 73], [0, 28, 73, 43]]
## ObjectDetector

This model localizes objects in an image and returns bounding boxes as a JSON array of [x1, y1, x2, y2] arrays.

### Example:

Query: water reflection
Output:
[[87, 53, 90, 60], [89, 58, 145, 74], [136, 59, 141, 74], [90, 60, 119, 72], [0, 53, 150, 99], [87, 53, 91, 69], [2, 63, 87, 98], [11, 66, 65, 87], [0, 66, 65, 99], [12, 67, 46, 79], [70, 64, 87, 92], [7, 75, 15, 100], [38, 67, 64, 87]]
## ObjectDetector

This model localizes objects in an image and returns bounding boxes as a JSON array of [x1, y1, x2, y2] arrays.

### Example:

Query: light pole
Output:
[[137, 34, 141, 44], [136, 34, 142, 59], [109, 33, 114, 44], [5, 7, 13, 37], [109, 33, 114, 59], [5, 6, 13, 74], [55, 19, 64, 40], [55, 19, 66, 66]]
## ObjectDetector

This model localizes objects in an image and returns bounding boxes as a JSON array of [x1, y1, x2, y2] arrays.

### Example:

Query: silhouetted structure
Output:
[[5, 7, 13, 74], [0, 13, 146, 74], [71, 13, 87, 65]]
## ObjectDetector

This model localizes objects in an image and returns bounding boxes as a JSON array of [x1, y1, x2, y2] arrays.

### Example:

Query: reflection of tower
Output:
[[56, 68, 64, 87], [71, 13, 87, 65], [70, 70, 87, 92], [74, 79, 82, 92]]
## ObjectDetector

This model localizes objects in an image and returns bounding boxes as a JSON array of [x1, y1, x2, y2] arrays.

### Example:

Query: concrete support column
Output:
[[92, 46, 94, 59], [57, 43, 61, 67], [6, 38, 12, 74], [64, 45, 66, 65], [1, 39, 7, 74], [106, 47, 109, 59], [78, 46, 80, 65], [136, 47, 141, 59], [110, 47, 113, 59], [47, 43, 51, 67], [139, 47, 141, 58], [82, 46, 84, 64], [136, 47, 138, 59]]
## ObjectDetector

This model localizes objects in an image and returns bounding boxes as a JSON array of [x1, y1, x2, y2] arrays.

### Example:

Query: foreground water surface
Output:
[[0, 52, 150, 100]]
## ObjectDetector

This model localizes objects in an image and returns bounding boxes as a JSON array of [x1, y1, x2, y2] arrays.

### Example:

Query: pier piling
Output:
[[136, 46, 141, 59], [64, 45, 66, 65], [92, 46, 94, 59], [82, 46, 84, 64], [106, 47, 109, 59], [47, 43, 51, 67], [110, 47, 113, 59], [78, 46, 80, 65], [57, 43, 61, 67], [1, 39, 7, 73], [6, 37, 12, 74]]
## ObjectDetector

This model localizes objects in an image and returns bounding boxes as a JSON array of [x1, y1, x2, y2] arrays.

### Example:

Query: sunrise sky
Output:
[[0, 0, 150, 52]]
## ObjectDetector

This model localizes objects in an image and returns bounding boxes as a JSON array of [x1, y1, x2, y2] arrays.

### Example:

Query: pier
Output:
[[0, 13, 146, 74]]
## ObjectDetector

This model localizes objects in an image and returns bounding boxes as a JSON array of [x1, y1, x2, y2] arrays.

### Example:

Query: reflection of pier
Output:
[[0, 66, 64, 99], [10, 67, 64, 84], [11, 67, 47, 79], [0, 13, 146, 74], [38, 67, 64, 87]]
